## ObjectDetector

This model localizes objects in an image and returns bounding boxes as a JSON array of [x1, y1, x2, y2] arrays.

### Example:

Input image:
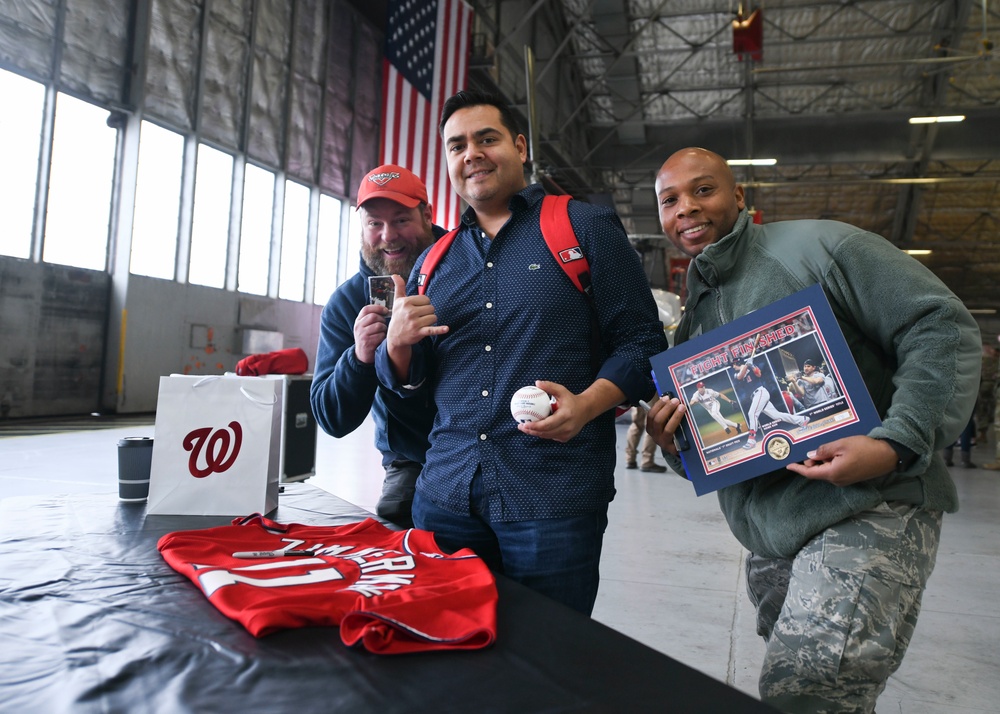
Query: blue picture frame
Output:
[[649, 283, 882, 495]]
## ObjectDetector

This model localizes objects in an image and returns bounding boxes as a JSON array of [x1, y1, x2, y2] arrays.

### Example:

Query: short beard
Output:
[[362, 228, 435, 278], [361, 243, 396, 276]]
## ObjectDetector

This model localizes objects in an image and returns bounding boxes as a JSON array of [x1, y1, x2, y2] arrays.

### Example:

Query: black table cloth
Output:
[[0, 484, 774, 712]]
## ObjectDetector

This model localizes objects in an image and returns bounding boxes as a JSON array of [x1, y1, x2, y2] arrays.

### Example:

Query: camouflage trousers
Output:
[[746, 502, 943, 714]]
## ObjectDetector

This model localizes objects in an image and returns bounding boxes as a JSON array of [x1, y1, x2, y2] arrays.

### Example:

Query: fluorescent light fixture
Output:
[[903, 249, 932, 255], [908, 115, 965, 124], [968, 309, 997, 315], [886, 178, 951, 185], [726, 158, 777, 166]]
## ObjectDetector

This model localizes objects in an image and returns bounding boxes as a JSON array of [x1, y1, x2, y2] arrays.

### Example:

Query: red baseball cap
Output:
[[357, 164, 429, 209], [697, 381, 705, 388]]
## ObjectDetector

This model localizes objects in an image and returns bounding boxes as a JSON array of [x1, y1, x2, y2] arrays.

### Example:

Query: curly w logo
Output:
[[183, 422, 243, 478]]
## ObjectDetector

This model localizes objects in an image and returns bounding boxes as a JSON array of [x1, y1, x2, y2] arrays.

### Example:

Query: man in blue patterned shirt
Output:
[[374, 91, 667, 615]]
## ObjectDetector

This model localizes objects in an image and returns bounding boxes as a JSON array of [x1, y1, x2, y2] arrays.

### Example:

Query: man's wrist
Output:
[[352, 345, 377, 365], [877, 438, 918, 472], [386, 341, 413, 382], [573, 379, 625, 422]]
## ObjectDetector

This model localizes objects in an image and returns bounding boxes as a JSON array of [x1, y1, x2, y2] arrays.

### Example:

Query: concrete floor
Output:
[[2, 416, 998, 712]]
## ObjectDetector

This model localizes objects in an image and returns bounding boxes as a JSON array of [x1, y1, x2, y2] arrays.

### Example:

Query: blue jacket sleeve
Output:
[[309, 275, 379, 437]]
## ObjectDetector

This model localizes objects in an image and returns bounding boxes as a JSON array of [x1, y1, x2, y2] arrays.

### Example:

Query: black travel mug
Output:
[[117, 437, 153, 501]]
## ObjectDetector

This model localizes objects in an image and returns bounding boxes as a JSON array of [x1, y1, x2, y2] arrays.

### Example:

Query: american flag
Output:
[[380, 0, 473, 230]]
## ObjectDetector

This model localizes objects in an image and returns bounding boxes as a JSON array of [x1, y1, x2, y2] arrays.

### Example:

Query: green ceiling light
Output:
[[908, 115, 966, 124]]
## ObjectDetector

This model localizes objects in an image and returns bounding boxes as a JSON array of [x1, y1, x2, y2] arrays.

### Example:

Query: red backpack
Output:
[[417, 194, 591, 298]]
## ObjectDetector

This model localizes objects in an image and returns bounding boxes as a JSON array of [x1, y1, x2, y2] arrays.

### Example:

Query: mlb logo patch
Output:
[[558, 246, 584, 263]]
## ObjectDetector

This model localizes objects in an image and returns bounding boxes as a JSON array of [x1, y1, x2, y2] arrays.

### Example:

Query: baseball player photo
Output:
[[780, 385, 806, 414], [368, 275, 395, 315], [768, 333, 844, 412], [689, 381, 743, 437], [788, 358, 830, 408], [732, 356, 809, 451]]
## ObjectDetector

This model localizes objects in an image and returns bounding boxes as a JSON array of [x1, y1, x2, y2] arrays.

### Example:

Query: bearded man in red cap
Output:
[[310, 164, 445, 527]]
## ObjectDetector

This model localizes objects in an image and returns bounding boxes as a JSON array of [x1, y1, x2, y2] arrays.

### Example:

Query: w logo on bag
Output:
[[183, 421, 243, 478]]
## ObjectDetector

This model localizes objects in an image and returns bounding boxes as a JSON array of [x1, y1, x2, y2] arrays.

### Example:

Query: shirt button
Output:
[[486, 302, 493, 309], [480, 433, 487, 441], [486, 262, 493, 268], [482, 390, 489, 397], [485, 345, 492, 352]]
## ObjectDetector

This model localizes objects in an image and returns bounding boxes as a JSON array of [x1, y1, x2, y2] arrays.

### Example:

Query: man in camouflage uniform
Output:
[[745, 506, 941, 711], [646, 148, 980, 713]]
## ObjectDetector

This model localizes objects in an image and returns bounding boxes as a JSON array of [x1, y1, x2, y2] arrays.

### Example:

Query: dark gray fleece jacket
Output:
[[671, 209, 981, 558]]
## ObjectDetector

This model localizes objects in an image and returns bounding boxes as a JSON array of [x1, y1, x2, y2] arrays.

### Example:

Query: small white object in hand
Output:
[[510, 386, 553, 423]]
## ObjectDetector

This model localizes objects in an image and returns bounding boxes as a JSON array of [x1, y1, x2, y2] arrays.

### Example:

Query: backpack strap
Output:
[[540, 195, 630, 416], [420, 196, 591, 299], [539, 195, 607, 387], [539, 194, 593, 299], [416, 227, 460, 295]]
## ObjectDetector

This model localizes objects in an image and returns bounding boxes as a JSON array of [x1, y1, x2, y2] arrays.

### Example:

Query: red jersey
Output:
[[157, 515, 497, 654]]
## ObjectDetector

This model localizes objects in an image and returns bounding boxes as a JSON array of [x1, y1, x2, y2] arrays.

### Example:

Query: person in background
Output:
[[985, 374, 1000, 471], [645, 147, 980, 714], [375, 91, 668, 615], [943, 413, 977, 468], [310, 165, 444, 528], [624, 401, 667, 472]]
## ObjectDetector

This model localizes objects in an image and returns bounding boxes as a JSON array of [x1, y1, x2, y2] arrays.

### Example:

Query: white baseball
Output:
[[510, 386, 552, 423]]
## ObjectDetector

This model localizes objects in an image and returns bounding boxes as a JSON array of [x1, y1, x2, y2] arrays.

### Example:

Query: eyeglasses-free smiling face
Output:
[[655, 148, 746, 258], [442, 104, 528, 212]]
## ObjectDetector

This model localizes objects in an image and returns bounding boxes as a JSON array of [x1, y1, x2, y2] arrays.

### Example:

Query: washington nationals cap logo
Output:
[[367, 171, 401, 186], [183, 421, 243, 478]]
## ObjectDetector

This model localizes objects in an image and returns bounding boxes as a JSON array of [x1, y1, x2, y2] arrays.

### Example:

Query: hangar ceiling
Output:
[[466, 0, 1000, 313]]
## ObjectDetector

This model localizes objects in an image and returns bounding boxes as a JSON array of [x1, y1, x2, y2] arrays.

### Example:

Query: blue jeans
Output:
[[411, 472, 609, 616], [375, 459, 420, 528]]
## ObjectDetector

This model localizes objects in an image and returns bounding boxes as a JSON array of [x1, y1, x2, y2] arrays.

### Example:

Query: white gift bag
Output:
[[147, 375, 283, 516]]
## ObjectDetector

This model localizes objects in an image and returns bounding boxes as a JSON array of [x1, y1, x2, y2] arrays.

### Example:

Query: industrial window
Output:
[[130, 121, 183, 279], [238, 163, 276, 296], [313, 194, 343, 305], [0, 67, 357, 303], [278, 180, 310, 302], [188, 145, 234, 288], [42, 93, 116, 271], [346, 207, 362, 281], [0, 71, 43, 261]]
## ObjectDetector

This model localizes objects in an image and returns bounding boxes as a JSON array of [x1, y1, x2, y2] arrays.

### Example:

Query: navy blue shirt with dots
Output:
[[376, 184, 668, 521]]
